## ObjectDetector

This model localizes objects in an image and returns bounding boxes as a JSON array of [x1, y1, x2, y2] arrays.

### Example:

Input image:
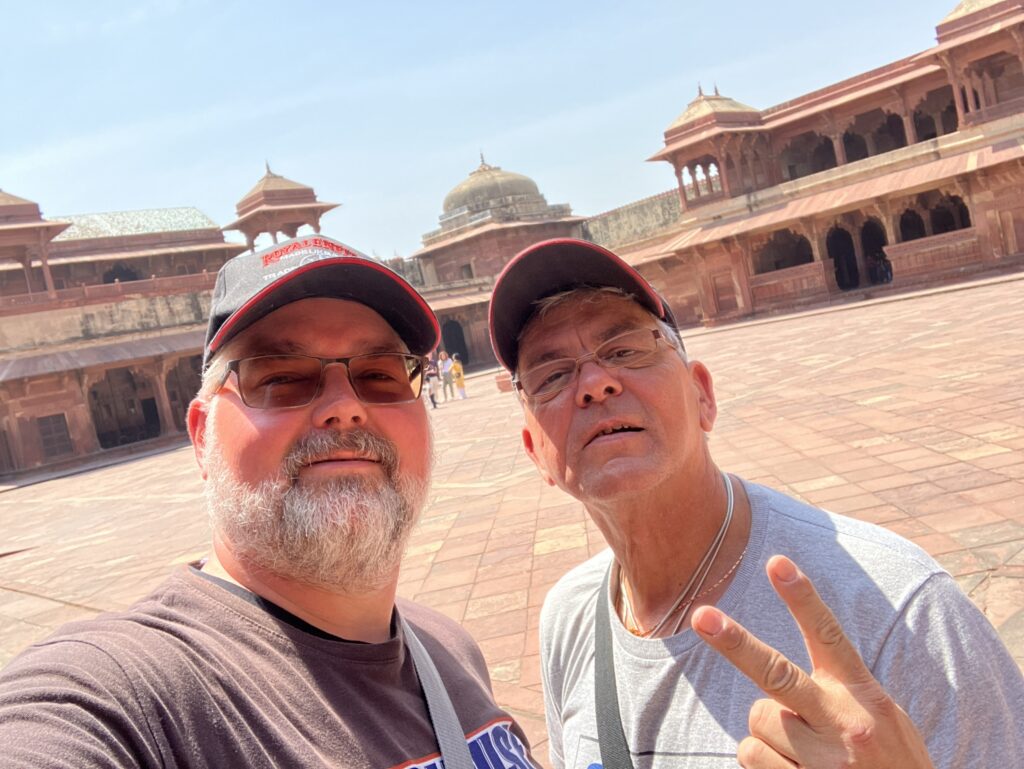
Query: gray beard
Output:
[[204, 426, 428, 592]]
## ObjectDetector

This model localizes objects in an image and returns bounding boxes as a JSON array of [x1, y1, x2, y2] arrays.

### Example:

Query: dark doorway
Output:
[[899, 210, 927, 241], [166, 355, 202, 432], [843, 132, 869, 163], [102, 264, 141, 283], [89, 368, 162, 449], [0, 430, 13, 473], [827, 227, 859, 290], [441, 319, 470, 367], [861, 220, 892, 285], [931, 206, 957, 235], [753, 230, 814, 274], [810, 137, 837, 173]]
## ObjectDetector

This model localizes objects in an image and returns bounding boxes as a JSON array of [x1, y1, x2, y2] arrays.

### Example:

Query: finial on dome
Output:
[[714, 83, 720, 96], [698, 82, 704, 97], [265, 160, 273, 176], [480, 151, 486, 165]]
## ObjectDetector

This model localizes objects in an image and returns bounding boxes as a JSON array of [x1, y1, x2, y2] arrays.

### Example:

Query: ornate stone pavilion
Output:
[[0, 171, 333, 479], [411, 156, 584, 365], [622, 0, 1024, 323], [406, 1, 1024, 370]]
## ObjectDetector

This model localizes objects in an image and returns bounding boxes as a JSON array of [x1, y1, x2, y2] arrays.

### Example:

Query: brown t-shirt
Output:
[[0, 567, 538, 769]]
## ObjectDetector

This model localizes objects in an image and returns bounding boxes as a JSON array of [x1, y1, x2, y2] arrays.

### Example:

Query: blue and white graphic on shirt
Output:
[[396, 718, 536, 769]]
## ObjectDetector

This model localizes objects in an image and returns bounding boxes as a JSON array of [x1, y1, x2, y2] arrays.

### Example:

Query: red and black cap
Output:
[[488, 238, 679, 372], [204, 235, 439, 368]]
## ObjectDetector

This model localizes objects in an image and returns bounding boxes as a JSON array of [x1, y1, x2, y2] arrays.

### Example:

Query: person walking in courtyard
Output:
[[425, 356, 440, 409], [452, 353, 467, 399], [0, 235, 540, 769], [439, 350, 456, 402], [487, 237, 1023, 769]]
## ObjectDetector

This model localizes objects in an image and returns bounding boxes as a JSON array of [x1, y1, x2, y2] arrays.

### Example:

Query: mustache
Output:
[[282, 429, 400, 481]]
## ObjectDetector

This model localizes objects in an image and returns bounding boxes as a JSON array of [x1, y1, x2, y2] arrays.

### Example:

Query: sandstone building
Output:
[[4, 0, 1024, 479]]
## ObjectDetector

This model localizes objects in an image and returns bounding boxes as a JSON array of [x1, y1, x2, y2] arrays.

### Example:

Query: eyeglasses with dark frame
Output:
[[217, 353, 426, 409], [513, 328, 676, 404]]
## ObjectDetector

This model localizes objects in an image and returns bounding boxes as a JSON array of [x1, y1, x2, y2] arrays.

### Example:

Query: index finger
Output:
[[692, 604, 825, 718], [766, 555, 874, 687]]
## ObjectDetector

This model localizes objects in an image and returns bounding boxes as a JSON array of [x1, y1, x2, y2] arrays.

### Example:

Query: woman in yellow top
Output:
[[452, 354, 467, 399]]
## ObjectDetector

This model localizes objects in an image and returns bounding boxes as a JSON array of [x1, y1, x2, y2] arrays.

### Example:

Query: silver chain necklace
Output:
[[618, 470, 735, 638]]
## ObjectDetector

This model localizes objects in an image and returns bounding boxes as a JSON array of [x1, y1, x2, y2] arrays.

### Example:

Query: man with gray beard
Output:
[[0, 235, 540, 769]]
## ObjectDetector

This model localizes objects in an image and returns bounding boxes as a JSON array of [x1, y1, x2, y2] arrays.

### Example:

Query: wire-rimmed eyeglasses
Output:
[[513, 328, 676, 404], [217, 353, 426, 409]]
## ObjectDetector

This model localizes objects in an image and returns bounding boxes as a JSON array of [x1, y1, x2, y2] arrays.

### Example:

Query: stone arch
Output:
[[843, 131, 869, 163], [826, 226, 859, 290], [779, 132, 835, 181], [752, 229, 814, 274], [810, 137, 838, 174], [441, 318, 470, 367], [913, 86, 958, 140], [930, 194, 971, 235], [861, 219, 891, 285], [899, 209, 927, 242], [873, 113, 907, 154], [89, 368, 161, 449]]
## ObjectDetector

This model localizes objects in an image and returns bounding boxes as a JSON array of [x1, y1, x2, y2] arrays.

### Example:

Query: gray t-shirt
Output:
[[540, 481, 1024, 769], [0, 567, 539, 769]]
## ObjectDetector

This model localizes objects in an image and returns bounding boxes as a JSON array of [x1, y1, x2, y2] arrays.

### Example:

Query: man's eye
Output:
[[537, 367, 572, 389], [601, 346, 643, 362], [257, 372, 312, 387], [355, 369, 402, 383]]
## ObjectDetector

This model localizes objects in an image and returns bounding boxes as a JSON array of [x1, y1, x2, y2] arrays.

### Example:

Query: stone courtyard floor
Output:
[[1, 274, 1022, 760]]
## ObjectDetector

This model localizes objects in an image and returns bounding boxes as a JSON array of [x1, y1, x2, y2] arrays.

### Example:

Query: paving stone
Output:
[[1, 275, 1022, 749]]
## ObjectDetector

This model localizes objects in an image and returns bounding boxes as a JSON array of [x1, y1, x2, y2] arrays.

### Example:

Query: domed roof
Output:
[[442, 157, 541, 215], [668, 85, 759, 130], [941, 0, 1003, 22]]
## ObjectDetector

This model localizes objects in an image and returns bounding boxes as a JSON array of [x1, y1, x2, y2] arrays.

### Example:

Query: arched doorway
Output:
[[861, 219, 892, 285], [165, 355, 202, 432], [752, 229, 814, 274], [899, 210, 927, 241], [89, 368, 162, 449], [441, 319, 470, 368], [827, 227, 859, 290]]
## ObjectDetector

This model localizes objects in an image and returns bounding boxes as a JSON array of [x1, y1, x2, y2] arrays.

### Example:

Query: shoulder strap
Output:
[[595, 565, 635, 769], [401, 617, 477, 769]]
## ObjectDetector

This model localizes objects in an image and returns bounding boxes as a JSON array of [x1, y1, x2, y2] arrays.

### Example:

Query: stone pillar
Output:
[[850, 222, 868, 287], [724, 238, 754, 314], [939, 53, 967, 126], [693, 249, 719, 323], [922, 208, 935, 237], [717, 154, 732, 197], [865, 132, 878, 157], [831, 133, 847, 165], [688, 163, 701, 199], [18, 256, 35, 294], [138, 364, 176, 437], [900, 111, 917, 145], [674, 164, 689, 211]]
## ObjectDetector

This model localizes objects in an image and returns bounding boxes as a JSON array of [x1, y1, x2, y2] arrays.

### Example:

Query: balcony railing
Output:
[[0, 272, 217, 316]]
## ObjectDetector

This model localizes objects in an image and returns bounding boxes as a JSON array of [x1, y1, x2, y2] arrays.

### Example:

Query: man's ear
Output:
[[688, 361, 718, 433], [187, 398, 210, 479], [521, 427, 556, 487]]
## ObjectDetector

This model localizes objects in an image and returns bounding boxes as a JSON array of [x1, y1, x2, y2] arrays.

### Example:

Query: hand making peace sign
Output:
[[692, 555, 935, 769]]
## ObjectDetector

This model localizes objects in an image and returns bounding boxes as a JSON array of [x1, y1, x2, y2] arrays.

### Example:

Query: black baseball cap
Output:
[[204, 235, 439, 368], [488, 238, 679, 372]]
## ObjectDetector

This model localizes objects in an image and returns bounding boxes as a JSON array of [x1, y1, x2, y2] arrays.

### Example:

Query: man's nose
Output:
[[574, 358, 623, 407], [310, 363, 369, 426]]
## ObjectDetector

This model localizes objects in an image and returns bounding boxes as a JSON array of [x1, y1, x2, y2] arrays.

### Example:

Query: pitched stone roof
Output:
[[941, 0, 1006, 22], [668, 88, 760, 131], [52, 208, 219, 241]]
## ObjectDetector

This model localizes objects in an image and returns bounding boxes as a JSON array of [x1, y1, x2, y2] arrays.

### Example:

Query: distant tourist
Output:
[[452, 353, 467, 399], [425, 356, 440, 409], [439, 350, 456, 402], [0, 235, 540, 769], [487, 237, 1023, 769]]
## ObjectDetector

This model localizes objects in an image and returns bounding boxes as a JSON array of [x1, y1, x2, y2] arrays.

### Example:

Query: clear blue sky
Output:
[[2, 0, 953, 257]]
